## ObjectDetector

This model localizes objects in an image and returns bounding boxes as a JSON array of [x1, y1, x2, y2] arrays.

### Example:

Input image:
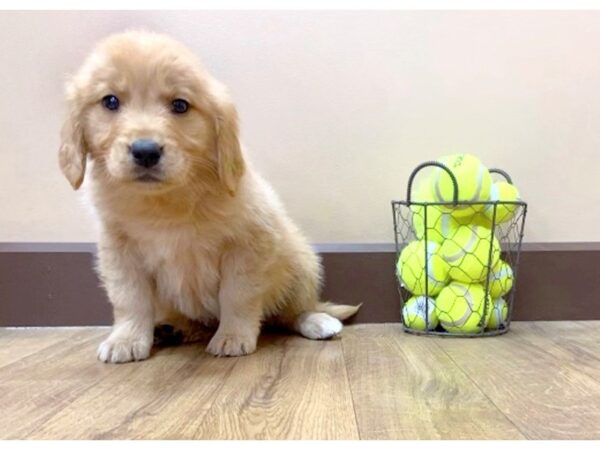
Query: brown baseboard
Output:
[[0, 244, 598, 326]]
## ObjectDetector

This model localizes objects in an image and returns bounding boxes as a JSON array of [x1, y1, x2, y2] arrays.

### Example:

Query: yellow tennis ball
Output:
[[430, 154, 493, 217], [486, 298, 509, 330], [440, 225, 501, 283], [487, 260, 514, 298], [397, 241, 449, 296], [482, 181, 521, 224], [402, 296, 439, 331], [436, 282, 491, 333], [411, 191, 460, 243], [455, 212, 493, 229]]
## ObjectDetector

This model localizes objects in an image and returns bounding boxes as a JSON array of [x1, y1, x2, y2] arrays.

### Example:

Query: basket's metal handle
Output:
[[489, 168, 513, 184], [406, 161, 459, 205]]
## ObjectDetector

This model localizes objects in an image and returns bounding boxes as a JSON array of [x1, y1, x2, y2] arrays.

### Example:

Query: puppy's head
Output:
[[59, 31, 244, 195]]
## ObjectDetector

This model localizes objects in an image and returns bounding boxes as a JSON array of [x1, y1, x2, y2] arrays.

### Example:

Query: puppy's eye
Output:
[[102, 95, 120, 111], [171, 99, 189, 114]]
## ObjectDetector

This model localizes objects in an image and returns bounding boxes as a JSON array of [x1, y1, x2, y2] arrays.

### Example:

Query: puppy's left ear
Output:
[[58, 84, 88, 190], [214, 97, 245, 196]]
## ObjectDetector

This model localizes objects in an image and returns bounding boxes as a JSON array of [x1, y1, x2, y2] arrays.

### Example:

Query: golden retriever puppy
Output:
[[58, 31, 360, 363]]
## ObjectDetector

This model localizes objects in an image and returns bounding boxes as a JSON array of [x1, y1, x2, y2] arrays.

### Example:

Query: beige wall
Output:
[[1, 10, 599, 244]]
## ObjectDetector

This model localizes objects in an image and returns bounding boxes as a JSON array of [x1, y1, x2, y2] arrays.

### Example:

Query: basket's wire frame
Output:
[[392, 161, 528, 337]]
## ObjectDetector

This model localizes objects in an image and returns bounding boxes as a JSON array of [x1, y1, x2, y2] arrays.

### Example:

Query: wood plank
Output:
[[0, 327, 98, 369], [27, 343, 236, 439], [0, 328, 107, 382], [28, 333, 357, 439], [436, 324, 600, 439], [572, 321, 600, 331], [0, 379, 93, 439], [0, 329, 107, 439], [343, 324, 525, 439], [510, 321, 600, 383], [0, 327, 195, 439], [195, 333, 359, 439]]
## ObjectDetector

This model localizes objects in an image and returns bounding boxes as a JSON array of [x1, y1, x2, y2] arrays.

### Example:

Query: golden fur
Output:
[[58, 31, 359, 363]]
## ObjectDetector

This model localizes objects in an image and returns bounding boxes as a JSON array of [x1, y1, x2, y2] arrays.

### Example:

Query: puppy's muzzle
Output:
[[130, 139, 163, 168]]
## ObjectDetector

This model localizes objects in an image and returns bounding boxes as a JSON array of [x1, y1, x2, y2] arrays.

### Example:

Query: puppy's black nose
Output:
[[130, 139, 162, 168]]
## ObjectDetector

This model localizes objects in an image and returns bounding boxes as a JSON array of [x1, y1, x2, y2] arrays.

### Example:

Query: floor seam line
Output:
[[186, 351, 243, 438], [341, 333, 362, 440], [432, 338, 532, 440]]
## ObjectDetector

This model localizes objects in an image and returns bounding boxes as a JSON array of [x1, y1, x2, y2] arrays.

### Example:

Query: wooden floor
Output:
[[1, 322, 599, 439]]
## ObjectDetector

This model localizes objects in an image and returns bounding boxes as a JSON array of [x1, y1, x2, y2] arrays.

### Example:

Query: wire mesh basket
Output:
[[392, 161, 527, 337]]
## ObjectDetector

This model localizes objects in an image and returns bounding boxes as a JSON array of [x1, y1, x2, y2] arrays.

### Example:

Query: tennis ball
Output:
[[411, 191, 460, 243], [430, 154, 493, 217], [436, 282, 492, 333], [487, 260, 514, 298], [402, 296, 439, 331], [440, 225, 500, 283], [456, 212, 493, 229], [486, 298, 508, 330], [397, 241, 449, 296], [482, 181, 521, 224]]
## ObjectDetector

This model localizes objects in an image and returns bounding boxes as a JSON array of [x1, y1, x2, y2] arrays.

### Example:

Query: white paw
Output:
[[295, 312, 343, 340], [97, 335, 152, 364], [206, 332, 257, 357]]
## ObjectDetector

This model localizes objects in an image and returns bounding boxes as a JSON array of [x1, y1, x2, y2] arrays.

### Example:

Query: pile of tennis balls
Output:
[[398, 153, 521, 334]]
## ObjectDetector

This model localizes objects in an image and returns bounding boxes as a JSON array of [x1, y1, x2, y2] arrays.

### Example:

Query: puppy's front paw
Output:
[[206, 332, 257, 357], [97, 335, 152, 363]]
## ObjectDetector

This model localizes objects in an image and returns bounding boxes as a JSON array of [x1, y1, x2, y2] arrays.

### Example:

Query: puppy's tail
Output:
[[316, 301, 362, 321]]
